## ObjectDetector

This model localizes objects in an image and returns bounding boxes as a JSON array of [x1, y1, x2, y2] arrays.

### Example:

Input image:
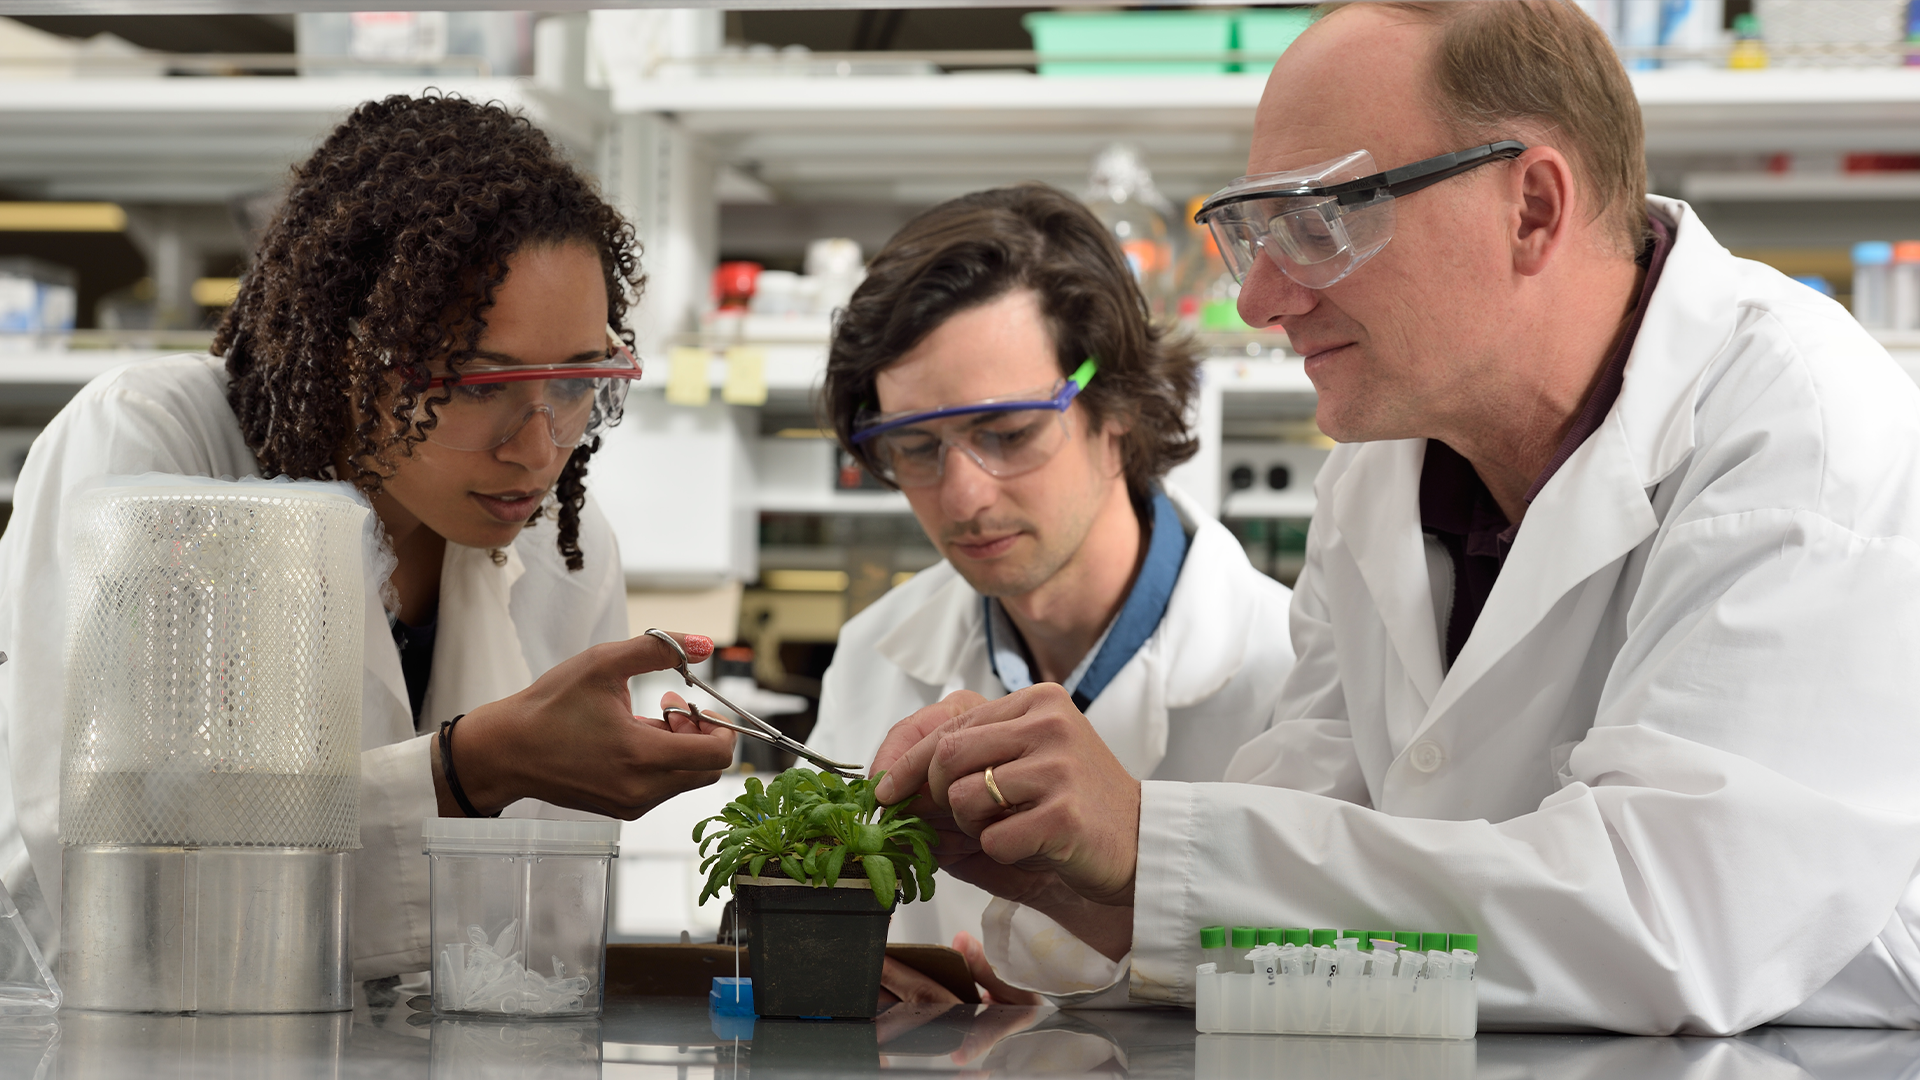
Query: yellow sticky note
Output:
[[666, 347, 712, 406], [722, 346, 768, 406]]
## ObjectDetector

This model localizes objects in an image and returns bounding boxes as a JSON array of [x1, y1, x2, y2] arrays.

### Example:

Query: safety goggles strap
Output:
[[420, 326, 642, 389], [851, 358, 1099, 445], [1196, 142, 1528, 219], [1327, 141, 1528, 206]]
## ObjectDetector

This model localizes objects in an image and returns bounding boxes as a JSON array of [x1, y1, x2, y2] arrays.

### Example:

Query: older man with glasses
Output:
[[868, 0, 1920, 1033], [805, 183, 1297, 1004]]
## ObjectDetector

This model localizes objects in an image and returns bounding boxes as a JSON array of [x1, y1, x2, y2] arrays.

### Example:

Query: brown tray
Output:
[[605, 942, 979, 1003]]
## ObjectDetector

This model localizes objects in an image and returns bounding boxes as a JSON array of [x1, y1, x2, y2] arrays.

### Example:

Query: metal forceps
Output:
[[644, 628, 864, 778]]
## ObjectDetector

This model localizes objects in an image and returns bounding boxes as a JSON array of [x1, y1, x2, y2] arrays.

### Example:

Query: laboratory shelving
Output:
[[9, 61, 1920, 579], [0, 77, 602, 204]]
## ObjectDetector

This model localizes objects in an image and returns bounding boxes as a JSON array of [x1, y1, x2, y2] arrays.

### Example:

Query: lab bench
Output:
[[5, 993, 1914, 1079]]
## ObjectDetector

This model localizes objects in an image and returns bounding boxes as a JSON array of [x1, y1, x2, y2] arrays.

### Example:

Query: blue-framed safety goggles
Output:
[[849, 358, 1098, 488]]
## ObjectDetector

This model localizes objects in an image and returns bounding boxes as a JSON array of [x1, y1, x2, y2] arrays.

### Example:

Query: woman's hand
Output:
[[431, 630, 737, 818]]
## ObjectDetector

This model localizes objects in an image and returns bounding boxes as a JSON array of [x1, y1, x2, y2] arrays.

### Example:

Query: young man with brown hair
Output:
[[870, 0, 1920, 1031], [807, 183, 1295, 998]]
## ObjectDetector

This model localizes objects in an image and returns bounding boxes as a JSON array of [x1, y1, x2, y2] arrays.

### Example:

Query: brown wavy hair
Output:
[[214, 92, 643, 571], [824, 183, 1199, 502]]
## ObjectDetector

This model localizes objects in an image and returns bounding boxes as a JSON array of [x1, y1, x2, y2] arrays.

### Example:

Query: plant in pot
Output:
[[694, 767, 938, 1019]]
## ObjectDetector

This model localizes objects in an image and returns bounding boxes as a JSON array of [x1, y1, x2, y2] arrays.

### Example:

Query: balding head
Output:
[[1232, 0, 1653, 461], [1250, 4, 1454, 182], [1271, 1, 1647, 255]]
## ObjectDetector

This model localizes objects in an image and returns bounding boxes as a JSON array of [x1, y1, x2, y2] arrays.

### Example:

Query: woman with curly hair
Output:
[[0, 94, 733, 977]]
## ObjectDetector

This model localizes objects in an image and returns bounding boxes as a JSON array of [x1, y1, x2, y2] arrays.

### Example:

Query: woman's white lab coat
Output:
[[1000, 198, 1920, 1032], [810, 485, 1296, 953], [0, 355, 628, 978]]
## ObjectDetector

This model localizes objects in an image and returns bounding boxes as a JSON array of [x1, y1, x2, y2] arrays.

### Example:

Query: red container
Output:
[[713, 262, 762, 310]]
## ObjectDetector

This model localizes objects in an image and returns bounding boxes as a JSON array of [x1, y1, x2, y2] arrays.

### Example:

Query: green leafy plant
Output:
[[693, 768, 939, 909]]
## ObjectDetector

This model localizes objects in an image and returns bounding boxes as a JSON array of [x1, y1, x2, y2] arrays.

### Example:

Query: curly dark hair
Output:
[[823, 183, 1199, 503], [214, 92, 643, 571]]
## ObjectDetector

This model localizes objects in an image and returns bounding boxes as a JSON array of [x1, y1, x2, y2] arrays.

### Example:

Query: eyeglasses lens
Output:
[[423, 377, 607, 451], [870, 409, 1069, 488]]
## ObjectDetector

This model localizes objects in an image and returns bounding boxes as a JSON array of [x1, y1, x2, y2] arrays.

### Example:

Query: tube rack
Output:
[[1194, 955, 1477, 1040]]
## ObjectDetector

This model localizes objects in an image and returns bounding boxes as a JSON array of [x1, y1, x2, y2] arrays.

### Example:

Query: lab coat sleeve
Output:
[[1131, 507, 1920, 1034], [352, 734, 439, 978], [1219, 513, 1370, 803], [979, 896, 1133, 1008]]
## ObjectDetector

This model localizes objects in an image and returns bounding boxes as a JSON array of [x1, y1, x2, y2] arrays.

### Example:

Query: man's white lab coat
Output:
[[0, 355, 628, 978], [994, 198, 1920, 1033], [811, 485, 1296, 950]]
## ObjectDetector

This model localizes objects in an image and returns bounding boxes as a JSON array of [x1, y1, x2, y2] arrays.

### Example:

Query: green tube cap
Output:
[[1257, 928, 1286, 946], [1199, 926, 1225, 949], [1231, 926, 1258, 948], [1283, 928, 1310, 946], [1340, 929, 1368, 950], [1394, 931, 1420, 949], [1310, 928, 1338, 948], [1420, 932, 1449, 952], [1449, 933, 1478, 953]]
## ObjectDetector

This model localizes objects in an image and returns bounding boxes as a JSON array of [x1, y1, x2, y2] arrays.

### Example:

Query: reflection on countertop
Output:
[[0, 994, 1914, 1078]]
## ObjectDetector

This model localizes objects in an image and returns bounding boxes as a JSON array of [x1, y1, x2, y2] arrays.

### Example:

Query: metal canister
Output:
[[59, 479, 368, 1013]]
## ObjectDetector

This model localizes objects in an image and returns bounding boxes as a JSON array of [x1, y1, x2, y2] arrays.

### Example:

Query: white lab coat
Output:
[[811, 484, 1296, 952], [0, 355, 629, 979], [997, 198, 1920, 1033]]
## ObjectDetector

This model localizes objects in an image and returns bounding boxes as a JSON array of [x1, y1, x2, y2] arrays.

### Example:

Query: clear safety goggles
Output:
[[1194, 141, 1527, 290], [850, 358, 1097, 489], [411, 326, 642, 452]]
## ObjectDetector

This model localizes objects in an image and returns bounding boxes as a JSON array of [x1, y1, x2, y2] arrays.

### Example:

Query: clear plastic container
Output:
[[1193, 927, 1479, 1040], [424, 818, 621, 1018], [1853, 242, 1893, 329], [1891, 241, 1920, 331]]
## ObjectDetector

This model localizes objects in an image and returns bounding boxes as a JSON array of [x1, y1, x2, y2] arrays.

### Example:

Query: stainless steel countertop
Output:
[[3, 996, 1915, 1078]]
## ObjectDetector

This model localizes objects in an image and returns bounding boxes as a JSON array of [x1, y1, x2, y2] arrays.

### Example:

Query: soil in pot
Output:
[[736, 877, 893, 1020]]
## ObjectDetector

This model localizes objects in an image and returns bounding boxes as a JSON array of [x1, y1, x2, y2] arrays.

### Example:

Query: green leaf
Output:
[[863, 852, 898, 909], [693, 767, 941, 908]]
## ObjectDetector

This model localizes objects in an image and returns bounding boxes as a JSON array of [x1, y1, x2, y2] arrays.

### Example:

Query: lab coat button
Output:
[[1410, 741, 1444, 773]]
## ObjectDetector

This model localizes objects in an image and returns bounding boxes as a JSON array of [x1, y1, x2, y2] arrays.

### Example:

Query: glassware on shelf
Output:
[[1085, 144, 1176, 321]]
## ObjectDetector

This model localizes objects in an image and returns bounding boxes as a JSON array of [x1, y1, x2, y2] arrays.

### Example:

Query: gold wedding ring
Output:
[[984, 765, 1011, 810]]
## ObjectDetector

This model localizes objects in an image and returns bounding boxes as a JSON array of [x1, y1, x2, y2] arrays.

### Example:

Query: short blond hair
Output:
[[1323, 0, 1648, 256]]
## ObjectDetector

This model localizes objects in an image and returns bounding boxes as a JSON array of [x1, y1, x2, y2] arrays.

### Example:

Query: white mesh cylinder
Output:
[[60, 481, 367, 850]]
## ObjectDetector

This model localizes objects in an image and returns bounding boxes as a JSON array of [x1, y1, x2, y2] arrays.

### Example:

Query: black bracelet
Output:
[[439, 714, 500, 819]]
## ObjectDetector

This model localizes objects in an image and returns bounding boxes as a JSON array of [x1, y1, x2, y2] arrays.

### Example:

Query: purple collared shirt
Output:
[[1419, 216, 1673, 666]]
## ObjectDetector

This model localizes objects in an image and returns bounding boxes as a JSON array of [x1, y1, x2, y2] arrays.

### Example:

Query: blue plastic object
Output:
[[711, 1009, 755, 1042], [1855, 241, 1895, 267], [710, 977, 754, 1017], [1791, 274, 1836, 297]]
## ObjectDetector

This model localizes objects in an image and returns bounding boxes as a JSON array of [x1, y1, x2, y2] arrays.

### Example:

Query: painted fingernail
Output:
[[683, 634, 714, 658]]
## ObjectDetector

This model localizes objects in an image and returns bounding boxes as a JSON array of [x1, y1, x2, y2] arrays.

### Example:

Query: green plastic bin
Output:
[[1237, 8, 1315, 76], [1023, 10, 1236, 77]]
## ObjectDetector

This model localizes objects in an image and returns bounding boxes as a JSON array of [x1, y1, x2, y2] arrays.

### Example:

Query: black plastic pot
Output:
[[749, 1017, 880, 1075], [735, 875, 895, 1020]]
